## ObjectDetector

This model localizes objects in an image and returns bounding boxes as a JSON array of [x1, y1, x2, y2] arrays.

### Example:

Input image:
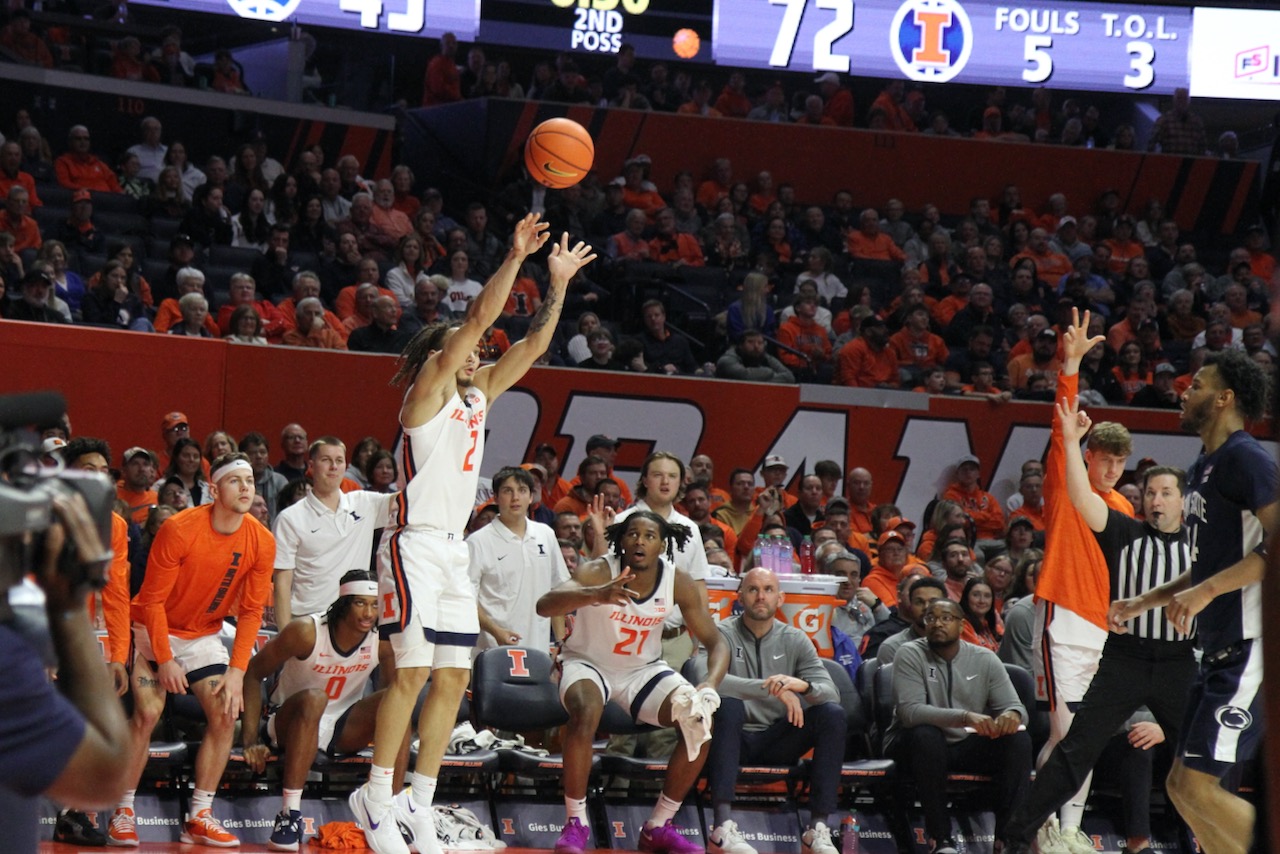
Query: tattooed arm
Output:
[[475, 233, 598, 402]]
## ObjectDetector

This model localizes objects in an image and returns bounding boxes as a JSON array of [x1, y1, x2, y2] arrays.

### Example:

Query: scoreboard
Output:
[[123, 0, 1280, 101], [712, 0, 1192, 94]]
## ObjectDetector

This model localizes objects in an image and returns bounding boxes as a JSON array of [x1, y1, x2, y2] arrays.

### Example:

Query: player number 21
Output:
[[768, 0, 853, 72], [340, 0, 423, 33], [612, 627, 651, 656]]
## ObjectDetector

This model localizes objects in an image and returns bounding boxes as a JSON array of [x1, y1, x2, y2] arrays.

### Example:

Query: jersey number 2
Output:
[[612, 627, 651, 656], [462, 430, 478, 472]]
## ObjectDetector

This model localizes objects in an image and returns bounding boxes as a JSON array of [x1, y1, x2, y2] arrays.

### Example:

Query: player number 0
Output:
[[325, 675, 347, 700], [768, 0, 853, 72]]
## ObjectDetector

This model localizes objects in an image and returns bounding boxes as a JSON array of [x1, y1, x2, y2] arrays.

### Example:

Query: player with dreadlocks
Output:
[[538, 511, 729, 854], [351, 213, 597, 854], [242, 569, 409, 851]]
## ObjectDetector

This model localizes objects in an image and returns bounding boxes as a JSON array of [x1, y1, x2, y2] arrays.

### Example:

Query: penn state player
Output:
[[349, 216, 595, 854], [1111, 349, 1279, 854], [537, 512, 729, 854], [242, 569, 406, 851]]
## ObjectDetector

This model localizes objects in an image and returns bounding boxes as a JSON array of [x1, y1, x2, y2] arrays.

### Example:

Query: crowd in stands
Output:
[[1, 102, 1275, 413]]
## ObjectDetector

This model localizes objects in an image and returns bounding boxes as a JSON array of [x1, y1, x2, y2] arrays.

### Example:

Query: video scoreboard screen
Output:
[[122, 0, 1280, 101], [713, 0, 1192, 94]]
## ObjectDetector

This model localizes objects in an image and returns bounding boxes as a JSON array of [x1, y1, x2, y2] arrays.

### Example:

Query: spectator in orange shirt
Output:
[[0, 10, 53, 68], [608, 208, 651, 262], [942, 454, 1005, 541], [1105, 298, 1155, 352], [815, 72, 854, 126], [55, 126, 123, 194], [1102, 216, 1144, 276], [0, 140, 41, 206], [648, 207, 704, 266], [889, 304, 950, 376], [688, 454, 731, 508], [776, 292, 833, 382], [216, 273, 286, 341], [155, 267, 216, 335], [796, 94, 836, 127], [696, 158, 734, 210], [422, 32, 461, 106], [0, 185, 41, 252], [620, 156, 666, 220], [1009, 472, 1044, 531], [862, 530, 910, 607], [552, 455, 609, 520], [837, 315, 899, 387], [713, 71, 752, 118], [117, 446, 160, 525], [1223, 282, 1262, 329], [1008, 327, 1062, 390], [844, 467, 876, 534], [106, 453, 274, 848], [1011, 227, 1072, 283], [1243, 225, 1276, 282], [847, 208, 907, 262], [283, 297, 347, 349], [677, 79, 722, 118], [868, 80, 916, 132], [278, 271, 347, 341]]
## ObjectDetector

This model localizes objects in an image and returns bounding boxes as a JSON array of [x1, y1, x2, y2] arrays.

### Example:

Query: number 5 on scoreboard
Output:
[[768, 0, 853, 72]]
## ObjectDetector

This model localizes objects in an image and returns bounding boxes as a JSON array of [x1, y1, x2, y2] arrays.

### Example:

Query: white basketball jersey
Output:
[[395, 386, 486, 533], [270, 614, 377, 720], [561, 554, 674, 673]]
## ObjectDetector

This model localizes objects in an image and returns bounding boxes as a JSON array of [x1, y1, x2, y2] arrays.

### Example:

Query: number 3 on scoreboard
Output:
[[768, 0, 853, 72]]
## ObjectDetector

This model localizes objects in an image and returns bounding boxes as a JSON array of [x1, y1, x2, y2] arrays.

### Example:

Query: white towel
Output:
[[670, 685, 721, 760]]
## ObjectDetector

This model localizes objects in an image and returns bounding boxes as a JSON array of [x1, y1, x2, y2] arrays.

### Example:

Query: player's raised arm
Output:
[[1056, 395, 1109, 532], [477, 232, 596, 401]]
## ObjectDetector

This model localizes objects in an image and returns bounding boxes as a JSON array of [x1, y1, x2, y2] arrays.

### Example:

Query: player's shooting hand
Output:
[[1062, 307, 1105, 362], [777, 689, 804, 727], [594, 571, 639, 606], [213, 668, 245, 719], [242, 743, 271, 774], [1128, 721, 1165, 750], [108, 662, 129, 697], [1107, 597, 1142, 633], [157, 659, 188, 695], [547, 233, 597, 284], [1056, 395, 1092, 444], [1167, 584, 1212, 634], [511, 213, 550, 257]]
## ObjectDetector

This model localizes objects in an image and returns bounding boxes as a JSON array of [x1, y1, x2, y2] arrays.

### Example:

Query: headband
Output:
[[211, 458, 253, 484], [339, 580, 379, 598]]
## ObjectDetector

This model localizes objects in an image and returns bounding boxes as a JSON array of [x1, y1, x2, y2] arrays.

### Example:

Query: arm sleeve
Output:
[[134, 522, 186, 664], [102, 514, 132, 664], [229, 530, 276, 671], [893, 645, 969, 730]]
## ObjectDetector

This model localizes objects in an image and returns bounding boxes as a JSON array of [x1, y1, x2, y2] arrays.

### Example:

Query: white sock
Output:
[[367, 764, 395, 805], [649, 794, 682, 827], [565, 796, 588, 823], [118, 790, 136, 811], [283, 788, 302, 813], [410, 772, 437, 810], [190, 788, 215, 816]]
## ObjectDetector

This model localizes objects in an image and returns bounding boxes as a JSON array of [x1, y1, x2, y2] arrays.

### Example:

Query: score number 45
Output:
[[768, 0, 854, 71], [341, 0, 424, 32], [1022, 36, 1155, 90]]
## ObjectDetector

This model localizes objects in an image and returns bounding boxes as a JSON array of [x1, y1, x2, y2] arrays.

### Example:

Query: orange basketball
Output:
[[672, 28, 700, 60], [524, 118, 594, 190]]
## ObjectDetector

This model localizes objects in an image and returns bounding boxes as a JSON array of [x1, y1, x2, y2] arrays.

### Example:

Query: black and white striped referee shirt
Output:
[[1094, 508, 1194, 643]]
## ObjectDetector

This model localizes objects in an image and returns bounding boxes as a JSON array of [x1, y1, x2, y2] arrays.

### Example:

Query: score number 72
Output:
[[768, 0, 854, 71], [341, 0, 424, 32]]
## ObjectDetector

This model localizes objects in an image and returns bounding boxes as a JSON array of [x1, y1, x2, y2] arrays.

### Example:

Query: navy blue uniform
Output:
[[1180, 429, 1276, 776]]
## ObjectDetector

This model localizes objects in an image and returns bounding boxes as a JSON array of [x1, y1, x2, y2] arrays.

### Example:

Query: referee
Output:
[[1002, 394, 1196, 854]]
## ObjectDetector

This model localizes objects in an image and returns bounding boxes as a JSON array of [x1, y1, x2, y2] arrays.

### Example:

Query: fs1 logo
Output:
[[889, 0, 973, 83], [1235, 46, 1277, 81]]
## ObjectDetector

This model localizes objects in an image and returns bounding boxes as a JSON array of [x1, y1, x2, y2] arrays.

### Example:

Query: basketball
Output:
[[524, 118, 594, 190], [672, 28, 700, 60]]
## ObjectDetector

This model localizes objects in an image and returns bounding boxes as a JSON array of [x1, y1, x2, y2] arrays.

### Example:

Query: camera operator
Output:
[[0, 448, 130, 851]]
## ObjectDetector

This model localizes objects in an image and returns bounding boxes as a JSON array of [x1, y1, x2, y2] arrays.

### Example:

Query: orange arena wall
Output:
[[7, 322, 1260, 525]]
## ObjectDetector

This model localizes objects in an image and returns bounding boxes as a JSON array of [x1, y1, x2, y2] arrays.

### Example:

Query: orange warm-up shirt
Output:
[[87, 513, 132, 664], [1036, 372, 1135, 632], [131, 504, 275, 670]]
